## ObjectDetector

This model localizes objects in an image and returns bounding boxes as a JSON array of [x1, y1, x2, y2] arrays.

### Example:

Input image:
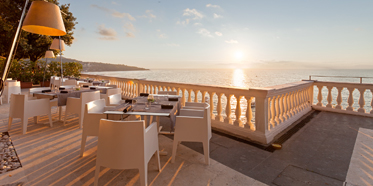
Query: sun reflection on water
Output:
[[232, 68, 246, 87]]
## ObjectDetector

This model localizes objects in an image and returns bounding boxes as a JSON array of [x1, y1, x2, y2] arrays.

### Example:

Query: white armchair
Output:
[[183, 102, 208, 110], [107, 93, 126, 106], [63, 79, 77, 86], [171, 104, 211, 165], [158, 90, 178, 95], [94, 119, 161, 186], [8, 94, 53, 134], [100, 88, 121, 106], [80, 99, 114, 156], [3, 81, 21, 104], [64, 91, 100, 128]]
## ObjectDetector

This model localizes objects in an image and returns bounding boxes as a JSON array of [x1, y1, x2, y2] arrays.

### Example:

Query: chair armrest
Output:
[[145, 122, 159, 162], [67, 97, 80, 101], [180, 109, 204, 117], [182, 106, 204, 110]]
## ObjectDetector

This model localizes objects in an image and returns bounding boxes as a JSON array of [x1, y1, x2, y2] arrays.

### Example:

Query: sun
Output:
[[234, 51, 243, 60]]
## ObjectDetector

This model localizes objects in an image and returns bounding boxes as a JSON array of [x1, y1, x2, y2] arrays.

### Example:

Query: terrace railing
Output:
[[81, 74, 315, 145]]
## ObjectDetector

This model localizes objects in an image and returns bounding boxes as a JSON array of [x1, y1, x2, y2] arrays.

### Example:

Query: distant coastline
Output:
[[43, 57, 148, 72]]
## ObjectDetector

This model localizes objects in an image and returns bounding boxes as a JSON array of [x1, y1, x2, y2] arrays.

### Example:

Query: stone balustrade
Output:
[[80, 74, 313, 144], [312, 81, 373, 117]]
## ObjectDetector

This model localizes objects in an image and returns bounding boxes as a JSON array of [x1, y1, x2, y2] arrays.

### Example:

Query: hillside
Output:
[[42, 57, 148, 72]]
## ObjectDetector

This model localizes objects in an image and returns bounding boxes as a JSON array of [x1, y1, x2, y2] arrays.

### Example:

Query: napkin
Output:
[[168, 97, 178, 101], [123, 105, 132, 113], [60, 90, 68, 93], [90, 87, 96, 90], [83, 85, 89, 88], [139, 93, 149, 97], [125, 99, 133, 103], [161, 105, 173, 109], [42, 89, 51, 93], [59, 87, 65, 90]]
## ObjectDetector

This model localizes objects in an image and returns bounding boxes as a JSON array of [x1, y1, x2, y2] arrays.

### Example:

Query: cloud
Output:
[[206, 4, 220, 8], [158, 34, 167, 38], [194, 23, 202, 26], [123, 22, 135, 31], [183, 8, 204, 20], [225, 40, 238, 44], [112, 1, 117, 5], [213, 13, 222, 19], [176, 19, 190, 25], [215, 32, 222, 36], [197, 28, 213, 37], [166, 43, 180, 47], [126, 32, 135, 38], [91, 4, 135, 21], [139, 10, 156, 21], [97, 24, 118, 40]]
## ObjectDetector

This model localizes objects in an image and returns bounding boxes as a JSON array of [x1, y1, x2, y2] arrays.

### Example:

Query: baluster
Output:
[[316, 85, 323, 106], [224, 94, 233, 124], [217, 93, 223, 122], [245, 97, 254, 130], [335, 87, 343, 109], [177, 88, 181, 96], [296, 90, 301, 114], [234, 96, 242, 126], [202, 91, 207, 102], [269, 96, 275, 129], [289, 91, 295, 117], [274, 95, 280, 125], [282, 93, 288, 121], [209, 92, 215, 120], [346, 87, 355, 111], [188, 89, 192, 102], [370, 89, 373, 114], [326, 86, 333, 108], [357, 88, 366, 113], [278, 95, 284, 123], [194, 90, 200, 102], [181, 88, 186, 106]]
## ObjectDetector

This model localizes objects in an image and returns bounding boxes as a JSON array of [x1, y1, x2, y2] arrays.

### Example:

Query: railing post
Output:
[[225, 94, 232, 124], [217, 93, 223, 122], [254, 94, 269, 143]]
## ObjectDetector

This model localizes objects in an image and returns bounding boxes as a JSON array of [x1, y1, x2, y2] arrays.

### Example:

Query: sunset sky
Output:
[[59, 0, 373, 69]]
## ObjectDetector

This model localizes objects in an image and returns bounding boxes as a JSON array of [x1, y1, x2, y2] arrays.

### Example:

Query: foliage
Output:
[[0, 59, 82, 84], [0, 0, 77, 62]]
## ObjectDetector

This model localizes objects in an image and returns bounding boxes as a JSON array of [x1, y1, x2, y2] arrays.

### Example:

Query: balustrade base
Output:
[[312, 105, 373, 118]]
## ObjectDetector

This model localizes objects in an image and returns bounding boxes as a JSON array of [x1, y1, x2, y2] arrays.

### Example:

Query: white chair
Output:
[[94, 119, 161, 186], [105, 84, 117, 88], [158, 91, 178, 95], [64, 91, 100, 128], [171, 104, 211, 165], [100, 88, 121, 106], [80, 99, 115, 156], [52, 77, 62, 90], [183, 102, 207, 110], [8, 94, 53, 134], [78, 82, 93, 86], [107, 93, 126, 106], [63, 79, 77, 86], [3, 81, 21, 104], [29, 88, 58, 111]]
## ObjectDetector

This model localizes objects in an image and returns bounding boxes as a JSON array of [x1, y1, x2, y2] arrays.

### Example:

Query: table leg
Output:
[[59, 106, 62, 121], [144, 115, 148, 127]]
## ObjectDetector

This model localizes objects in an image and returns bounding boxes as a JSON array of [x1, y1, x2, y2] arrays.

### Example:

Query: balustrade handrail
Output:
[[313, 81, 373, 89], [309, 75, 373, 84]]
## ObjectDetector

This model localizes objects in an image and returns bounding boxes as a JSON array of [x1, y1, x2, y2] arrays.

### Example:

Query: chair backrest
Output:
[[64, 79, 77, 86], [184, 102, 207, 107], [83, 99, 106, 136], [158, 91, 178, 95], [204, 104, 211, 139], [97, 119, 145, 169], [53, 77, 61, 86], [5, 81, 21, 95], [106, 84, 117, 88], [108, 93, 122, 105], [106, 88, 121, 96], [78, 82, 93, 86], [29, 87, 51, 95], [9, 94, 26, 118], [81, 91, 100, 107]]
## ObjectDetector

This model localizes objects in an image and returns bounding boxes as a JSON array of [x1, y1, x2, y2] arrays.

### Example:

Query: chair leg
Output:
[[202, 141, 210, 165], [34, 116, 38, 124], [48, 113, 53, 127], [59, 106, 62, 121], [94, 164, 100, 186], [7, 117, 13, 131], [139, 165, 148, 186], [155, 150, 161, 171], [78, 113, 83, 129], [63, 109, 68, 126], [22, 116, 28, 134], [171, 140, 178, 163], [80, 134, 87, 157]]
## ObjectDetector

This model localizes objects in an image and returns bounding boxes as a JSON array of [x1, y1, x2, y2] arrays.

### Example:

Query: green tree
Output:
[[0, 0, 77, 62]]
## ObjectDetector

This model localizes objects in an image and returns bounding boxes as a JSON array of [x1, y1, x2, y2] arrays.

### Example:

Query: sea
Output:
[[87, 69, 373, 120]]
